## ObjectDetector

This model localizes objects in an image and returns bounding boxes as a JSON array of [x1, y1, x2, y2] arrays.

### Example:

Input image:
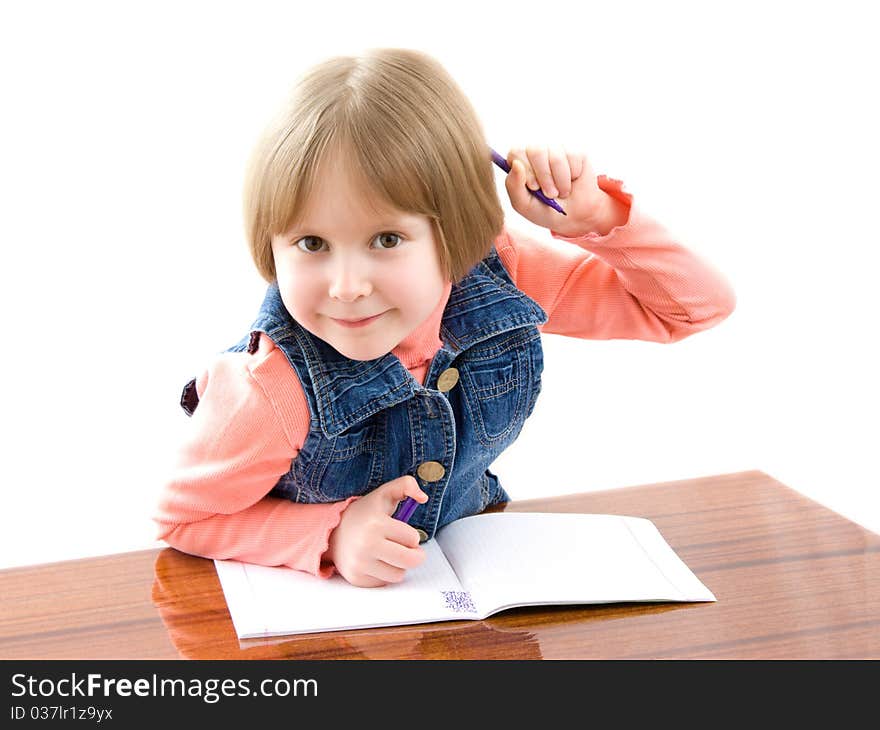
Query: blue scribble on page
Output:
[[442, 590, 476, 613]]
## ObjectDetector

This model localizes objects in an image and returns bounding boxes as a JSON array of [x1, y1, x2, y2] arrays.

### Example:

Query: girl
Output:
[[154, 48, 735, 588]]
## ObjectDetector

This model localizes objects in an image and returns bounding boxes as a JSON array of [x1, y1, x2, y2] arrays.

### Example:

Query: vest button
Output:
[[436, 367, 460, 392], [416, 529, 429, 543], [417, 461, 446, 482]]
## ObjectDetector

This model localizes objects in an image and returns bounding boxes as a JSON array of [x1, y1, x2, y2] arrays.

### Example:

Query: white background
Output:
[[1, 0, 877, 571]]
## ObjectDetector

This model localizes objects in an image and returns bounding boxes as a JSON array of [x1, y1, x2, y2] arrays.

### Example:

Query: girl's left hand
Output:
[[503, 145, 611, 237]]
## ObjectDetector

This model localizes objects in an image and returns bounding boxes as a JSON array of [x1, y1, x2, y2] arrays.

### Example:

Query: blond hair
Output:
[[242, 48, 503, 283]]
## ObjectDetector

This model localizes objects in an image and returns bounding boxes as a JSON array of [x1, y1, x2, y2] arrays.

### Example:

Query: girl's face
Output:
[[271, 153, 448, 361]]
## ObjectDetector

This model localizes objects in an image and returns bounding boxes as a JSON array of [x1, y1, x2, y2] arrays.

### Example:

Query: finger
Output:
[[525, 146, 559, 199], [381, 475, 427, 512], [547, 146, 572, 198], [507, 148, 539, 190], [378, 538, 426, 571], [386, 518, 422, 549], [505, 159, 541, 214], [365, 559, 408, 585], [347, 572, 387, 588], [403, 476, 429, 504], [567, 151, 585, 181]]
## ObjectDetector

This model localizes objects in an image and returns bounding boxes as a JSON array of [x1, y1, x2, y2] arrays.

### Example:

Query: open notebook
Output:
[[215, 512, 716, 639]]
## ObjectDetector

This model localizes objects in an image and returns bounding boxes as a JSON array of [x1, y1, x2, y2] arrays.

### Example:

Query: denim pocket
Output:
[[275, 419, 383, 503], [459, 329, 538, 447]]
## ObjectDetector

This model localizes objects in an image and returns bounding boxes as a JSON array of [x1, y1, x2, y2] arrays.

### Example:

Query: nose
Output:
[[328, 255, 372, 302]]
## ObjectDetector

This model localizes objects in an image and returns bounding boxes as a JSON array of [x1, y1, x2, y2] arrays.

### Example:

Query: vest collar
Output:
[[252, 248, 547, 437]]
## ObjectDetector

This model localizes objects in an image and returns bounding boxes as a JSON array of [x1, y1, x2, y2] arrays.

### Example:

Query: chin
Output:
[[327, 338, 393, 362], [337, 346, 391, 362]]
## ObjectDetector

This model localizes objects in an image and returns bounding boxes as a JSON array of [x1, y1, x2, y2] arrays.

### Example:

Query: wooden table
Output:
[[2, 470, 878, 659]]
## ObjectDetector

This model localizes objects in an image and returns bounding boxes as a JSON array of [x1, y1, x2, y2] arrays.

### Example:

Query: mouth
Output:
[[330, 311, 387, 328]]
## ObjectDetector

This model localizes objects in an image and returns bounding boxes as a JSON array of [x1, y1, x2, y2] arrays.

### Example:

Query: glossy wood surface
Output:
[[2, 470, 878, 659]]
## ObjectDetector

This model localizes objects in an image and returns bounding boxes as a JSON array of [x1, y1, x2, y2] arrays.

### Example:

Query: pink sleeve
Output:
[[495, 176, 736, 342], [153, 336, 355, 578]]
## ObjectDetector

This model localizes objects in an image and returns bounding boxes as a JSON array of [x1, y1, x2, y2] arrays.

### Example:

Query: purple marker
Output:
[[393, 496, 418, 524], [490, 147, 566, 216]]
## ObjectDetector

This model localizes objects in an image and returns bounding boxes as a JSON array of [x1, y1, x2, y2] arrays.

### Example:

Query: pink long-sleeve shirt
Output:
[[154, 177, 736, 577]]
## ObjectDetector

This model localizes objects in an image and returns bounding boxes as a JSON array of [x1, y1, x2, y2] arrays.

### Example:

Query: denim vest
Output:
[[181, 247, 547, 541]]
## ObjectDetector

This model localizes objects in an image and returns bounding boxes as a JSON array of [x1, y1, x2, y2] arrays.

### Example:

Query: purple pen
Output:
[[490, 147, 566, 216], [393, 496, 419, 524]]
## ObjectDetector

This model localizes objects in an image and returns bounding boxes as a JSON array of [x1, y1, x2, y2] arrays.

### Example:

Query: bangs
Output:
[[344, 116, 439, 221], [266, 126, 439, 243], [262, 125, 335, 241]]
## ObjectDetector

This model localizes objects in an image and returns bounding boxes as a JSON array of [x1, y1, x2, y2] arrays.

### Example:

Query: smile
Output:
[[330, 311, 387, 328]]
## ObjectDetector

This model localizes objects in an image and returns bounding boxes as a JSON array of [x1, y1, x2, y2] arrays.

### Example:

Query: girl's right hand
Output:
[[326, 475, 429, 588]]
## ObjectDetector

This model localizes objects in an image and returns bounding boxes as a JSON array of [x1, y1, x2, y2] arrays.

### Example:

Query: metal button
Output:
[[436, 367, 460, 392], [416, 529, 429, 543], [417, 461, 446, 482]]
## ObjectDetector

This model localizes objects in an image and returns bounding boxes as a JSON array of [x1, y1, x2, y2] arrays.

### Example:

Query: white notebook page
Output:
[[436, 513, 715, 615], [215, 539, 473, 638]]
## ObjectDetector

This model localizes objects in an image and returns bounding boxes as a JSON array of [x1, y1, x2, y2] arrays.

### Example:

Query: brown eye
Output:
[[296, 236, 325, 253], [373, 232, 402, 249]]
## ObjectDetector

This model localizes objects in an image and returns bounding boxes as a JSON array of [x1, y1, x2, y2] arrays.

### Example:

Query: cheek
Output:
[[391, 270, 444, 314], [278, 266, 322, 318], [409, 255, 446, 297]]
